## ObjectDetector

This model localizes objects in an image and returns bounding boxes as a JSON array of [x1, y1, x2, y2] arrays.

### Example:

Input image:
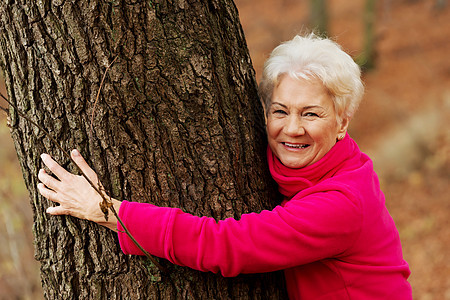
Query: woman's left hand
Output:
[[37, 149, 119, 230]]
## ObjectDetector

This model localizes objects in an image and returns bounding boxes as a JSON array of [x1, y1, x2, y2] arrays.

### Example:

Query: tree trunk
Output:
[[309, 0, 328, 36], [358, 0, 376, 70], [0, 0, 287, 299]]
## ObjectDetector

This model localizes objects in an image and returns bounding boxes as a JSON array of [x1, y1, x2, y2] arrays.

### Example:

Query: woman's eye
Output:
[[304, 112, 318, 117], [273, 110, 287, 115]]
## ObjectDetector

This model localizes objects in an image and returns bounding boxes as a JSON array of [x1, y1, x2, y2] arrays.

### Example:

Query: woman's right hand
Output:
[[37, 149, 120, 231]]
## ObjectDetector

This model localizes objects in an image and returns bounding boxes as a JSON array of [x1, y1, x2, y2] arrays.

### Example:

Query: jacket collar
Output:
[[267, 134, 359, 198]]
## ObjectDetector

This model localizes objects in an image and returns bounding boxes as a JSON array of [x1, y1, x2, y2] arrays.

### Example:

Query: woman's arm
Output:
[[117, 188, 362, 277], [37, 149, 121, 231], [38, 150, 362, 277]]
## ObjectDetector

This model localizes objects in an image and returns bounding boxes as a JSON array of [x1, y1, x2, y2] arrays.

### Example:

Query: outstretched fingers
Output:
[[38, 169, 60, 191], [71, 149, 98, 183], [46, 205, 70, 216], [37, 182, 67, 215], [38, 150, 107, 221], [37, 182, 58, 203], [40, 153, 71, 181]]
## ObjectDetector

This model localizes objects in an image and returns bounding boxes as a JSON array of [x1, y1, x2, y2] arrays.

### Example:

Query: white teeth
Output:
[[284, 143, 308, 149]]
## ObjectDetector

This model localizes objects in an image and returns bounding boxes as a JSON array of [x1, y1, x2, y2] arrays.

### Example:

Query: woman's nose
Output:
[[283, 115, 305, 136]]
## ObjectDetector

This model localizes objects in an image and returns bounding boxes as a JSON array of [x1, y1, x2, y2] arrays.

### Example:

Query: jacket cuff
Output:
[[117, 201, 144, 255], [117, 200, 176, 259]]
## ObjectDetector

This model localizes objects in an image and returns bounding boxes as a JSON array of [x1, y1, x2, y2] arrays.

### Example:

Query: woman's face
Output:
[[266, 75, 348, 169]]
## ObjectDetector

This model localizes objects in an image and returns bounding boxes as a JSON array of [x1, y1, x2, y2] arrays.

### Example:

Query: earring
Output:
[[338, 134, 345, 141]]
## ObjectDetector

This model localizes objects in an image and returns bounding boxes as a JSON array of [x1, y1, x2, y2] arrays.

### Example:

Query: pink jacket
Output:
[[118, 135, 412, 299]]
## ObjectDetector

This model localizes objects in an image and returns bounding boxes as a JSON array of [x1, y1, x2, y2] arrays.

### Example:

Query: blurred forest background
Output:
[[0, 0, 449, 299]]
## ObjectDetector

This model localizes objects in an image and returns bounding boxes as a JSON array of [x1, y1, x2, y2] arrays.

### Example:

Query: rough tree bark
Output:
[[0, 0, 287, 299]]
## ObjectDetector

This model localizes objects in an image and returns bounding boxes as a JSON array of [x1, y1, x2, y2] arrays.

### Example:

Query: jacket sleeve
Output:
[[117, 189, 362, 277]]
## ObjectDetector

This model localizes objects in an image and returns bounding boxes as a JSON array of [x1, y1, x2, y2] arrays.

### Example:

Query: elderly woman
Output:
[[38, 33, 412, 299]]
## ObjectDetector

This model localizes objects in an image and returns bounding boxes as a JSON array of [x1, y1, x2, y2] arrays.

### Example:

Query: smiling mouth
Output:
[[283, 142, 310, 149]]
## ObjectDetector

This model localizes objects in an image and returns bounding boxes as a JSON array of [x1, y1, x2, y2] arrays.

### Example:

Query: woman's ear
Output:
[[337, 117, 350, 140]]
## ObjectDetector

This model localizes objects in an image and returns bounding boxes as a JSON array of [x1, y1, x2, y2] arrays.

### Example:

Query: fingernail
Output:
[[72, 149, 80, 156], [46, 207, 52, 214], [40, 153, 47, 161]]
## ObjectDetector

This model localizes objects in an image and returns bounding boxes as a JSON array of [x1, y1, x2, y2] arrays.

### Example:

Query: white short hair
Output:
[[259, 33, 364, 123]]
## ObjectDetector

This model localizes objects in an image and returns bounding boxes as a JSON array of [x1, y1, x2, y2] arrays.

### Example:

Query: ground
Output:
[[0, 0, 449, 298]]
